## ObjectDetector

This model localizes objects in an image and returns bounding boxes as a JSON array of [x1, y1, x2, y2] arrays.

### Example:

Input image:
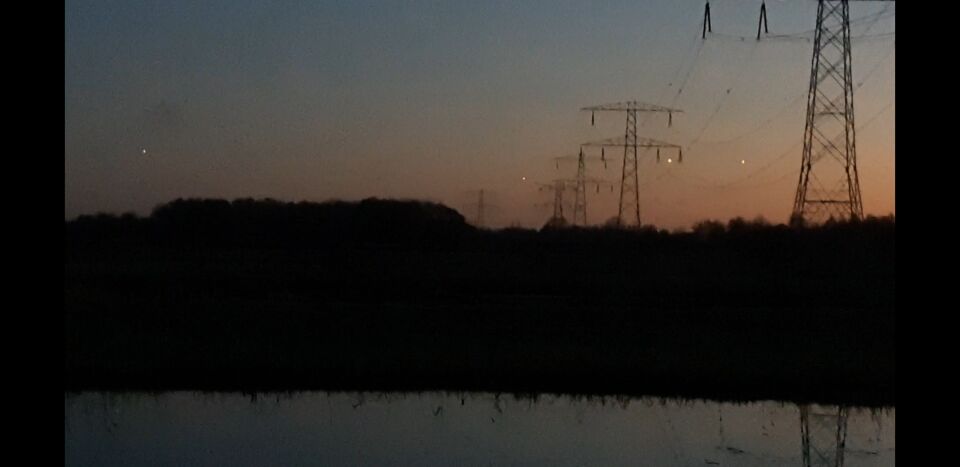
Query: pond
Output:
[[65, 392, 894, 466]]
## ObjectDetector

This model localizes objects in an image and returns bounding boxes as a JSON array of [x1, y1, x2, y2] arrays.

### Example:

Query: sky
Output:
[[65, 0, 894, 229]]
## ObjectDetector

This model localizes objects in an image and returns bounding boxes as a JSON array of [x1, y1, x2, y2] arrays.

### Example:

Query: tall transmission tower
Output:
[[581, 101, 682, 228], [553, 151, 613, 226], [800, 405, 849, 467], [580, 134, 683, 227], [702, 0, 892, 224], [792, 0, 893, 224], [536, 179, 576, 228], [573, 153, 587, 226], [463, 189, 499, 228], [477, 189, 486, 228]]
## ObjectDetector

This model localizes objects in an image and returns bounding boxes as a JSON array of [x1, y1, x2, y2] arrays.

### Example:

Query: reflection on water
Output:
[[65, 392, 894, 466]]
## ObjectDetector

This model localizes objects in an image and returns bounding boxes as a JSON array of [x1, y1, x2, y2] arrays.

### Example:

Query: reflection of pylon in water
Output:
[[800, 405, 849, 467]]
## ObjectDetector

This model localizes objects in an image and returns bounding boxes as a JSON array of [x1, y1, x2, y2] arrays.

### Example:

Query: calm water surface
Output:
[[65, 392, 894, 466]]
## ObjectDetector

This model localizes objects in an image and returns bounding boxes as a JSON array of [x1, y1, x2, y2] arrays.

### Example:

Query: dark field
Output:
[[64, 199, 895, 407]]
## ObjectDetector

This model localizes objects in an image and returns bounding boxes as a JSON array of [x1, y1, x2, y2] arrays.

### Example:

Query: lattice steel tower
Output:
[[582, 101, 681, 228], [573, 153, 587, 225], [553, 181, 564, 221], [580, 134, 682, 227], [793, 0, 864, 224], [536, 179, 578, 227], [553, 151, 612, 226], [476, 189, 485, 228]]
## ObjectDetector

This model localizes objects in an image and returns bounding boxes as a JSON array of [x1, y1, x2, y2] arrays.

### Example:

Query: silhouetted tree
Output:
[[692, 220, 725, 239], [541, 216, 569, 231]]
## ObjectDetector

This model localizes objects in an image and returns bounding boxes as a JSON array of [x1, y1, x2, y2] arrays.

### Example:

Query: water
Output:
[[65, 392, 894, 466]]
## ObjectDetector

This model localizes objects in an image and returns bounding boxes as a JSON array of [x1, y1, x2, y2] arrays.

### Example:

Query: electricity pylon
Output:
[[463, 189, 499, 228], [552, 151, 613, 226], [477, 189, 486, 228], [581, 101, 682, 228], [535, 179, 577, 228], [701, 1, 892, 224], [800, 405, 849, 467], [580, 134, 682, 227], [792, 0, 893, 224]]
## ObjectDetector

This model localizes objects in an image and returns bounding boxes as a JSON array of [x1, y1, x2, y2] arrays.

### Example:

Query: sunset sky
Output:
[[65, 0, 894, 229]]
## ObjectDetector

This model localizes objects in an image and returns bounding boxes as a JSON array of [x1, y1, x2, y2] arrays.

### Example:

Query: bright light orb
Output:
[[521, 176, 526, 181], [141, 148, 147, 155], [740, 159, 746, 164], [667, 158, 672, 164]]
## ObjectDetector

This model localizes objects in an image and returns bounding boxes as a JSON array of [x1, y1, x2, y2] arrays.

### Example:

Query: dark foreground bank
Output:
[[65, 198, 895, 407]]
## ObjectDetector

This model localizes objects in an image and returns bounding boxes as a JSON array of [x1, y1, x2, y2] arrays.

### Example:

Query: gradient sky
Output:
[[65, 0, 894, 229]]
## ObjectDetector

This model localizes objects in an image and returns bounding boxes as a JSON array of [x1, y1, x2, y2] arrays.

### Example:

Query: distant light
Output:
[[741, 159, 746, 164], [141, 148, 147, 155], [521, 176, 526, 181], [667, 158, 672, 164]]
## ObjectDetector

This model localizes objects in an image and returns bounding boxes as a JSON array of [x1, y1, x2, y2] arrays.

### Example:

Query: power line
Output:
[[696, 34, 892, 146], [687, 42, 761, 148], [667, 95, 892, 192], [703, 7, 895, 43], [639, 26, 706, 129], [579, 104, 683, 227]]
